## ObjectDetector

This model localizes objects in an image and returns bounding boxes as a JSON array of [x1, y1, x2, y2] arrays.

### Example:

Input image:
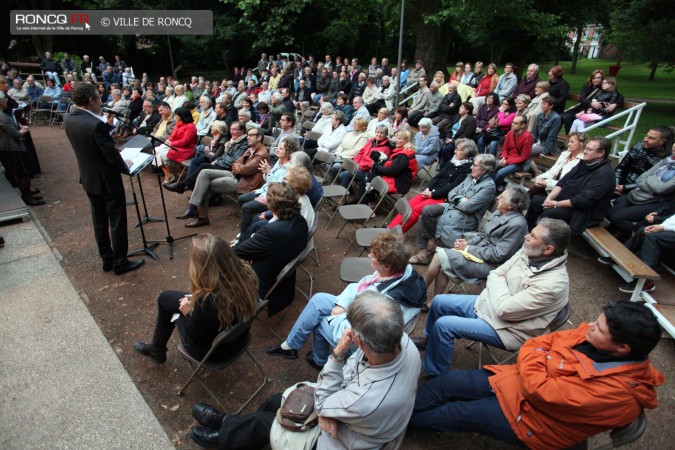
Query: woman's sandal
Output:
[[409, 254, 429, 265]]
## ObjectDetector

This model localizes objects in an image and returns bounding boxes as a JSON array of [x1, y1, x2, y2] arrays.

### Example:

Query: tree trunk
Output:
[[648, 61, 657, 81], [413, 0, 451, 76], [570, 23, 584, 74]]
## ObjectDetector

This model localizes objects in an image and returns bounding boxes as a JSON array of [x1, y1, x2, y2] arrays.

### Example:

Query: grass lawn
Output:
[[538, 59, 674, 145]]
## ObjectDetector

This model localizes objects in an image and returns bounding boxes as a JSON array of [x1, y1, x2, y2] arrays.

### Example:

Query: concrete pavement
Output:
[[0, 214, 173, 449]]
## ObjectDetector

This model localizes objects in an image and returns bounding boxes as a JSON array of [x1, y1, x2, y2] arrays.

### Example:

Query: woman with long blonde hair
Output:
[[133, 234, 258, 363]]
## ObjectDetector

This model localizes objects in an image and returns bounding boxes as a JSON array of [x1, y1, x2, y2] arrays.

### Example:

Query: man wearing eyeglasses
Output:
[[526, 137, 616, 234]]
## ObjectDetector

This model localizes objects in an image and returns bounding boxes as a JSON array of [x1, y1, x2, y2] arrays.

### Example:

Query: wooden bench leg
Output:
[[630, 278, 646, 303]]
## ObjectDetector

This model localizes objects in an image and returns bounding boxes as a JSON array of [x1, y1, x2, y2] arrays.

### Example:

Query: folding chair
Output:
[[176, 308, 268, 414], [255, 252, 306, 341], [302, 120, 315, 131], [592, 410, 647, 449], [416, 159, 439, 190], [49, 97, 72, 127], [348, 197, 411, 255], [339, 257, 373, 283], [467, 303, 572, 368], [295, 214, 320, 299], [311, 150, 335, 185], [30, 95, 53, 125], [320, 159, 359, 229], [334, 176, 389, 239]]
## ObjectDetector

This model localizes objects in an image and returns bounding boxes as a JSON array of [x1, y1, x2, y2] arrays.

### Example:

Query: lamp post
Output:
[[394, 0, 405, 107]]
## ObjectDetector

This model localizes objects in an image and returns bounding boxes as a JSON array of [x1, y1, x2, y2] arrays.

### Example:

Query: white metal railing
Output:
[[580, 102, 646, 157], [398, 82, 419, 106]]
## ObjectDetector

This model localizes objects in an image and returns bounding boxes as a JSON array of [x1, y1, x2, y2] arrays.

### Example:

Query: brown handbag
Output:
[[278, 384, 318, 431]]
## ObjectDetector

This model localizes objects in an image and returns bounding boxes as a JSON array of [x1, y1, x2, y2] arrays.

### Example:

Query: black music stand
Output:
[[124, 153, 160, 261], [119, 135, 164, 228]]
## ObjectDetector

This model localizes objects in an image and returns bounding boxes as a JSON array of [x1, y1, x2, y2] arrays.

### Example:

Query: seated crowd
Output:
[[4, 51, 672, 450]]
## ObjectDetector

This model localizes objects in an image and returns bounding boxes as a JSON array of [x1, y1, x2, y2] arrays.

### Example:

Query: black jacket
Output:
[[233, 214, 308, 316], [428, 160, 472, 200], [438, 92, 461, 119], [134, 110, 161, 135], [557, 158, 616, 234], [451, 115, 477, 140], [64, 109, 129, 196]]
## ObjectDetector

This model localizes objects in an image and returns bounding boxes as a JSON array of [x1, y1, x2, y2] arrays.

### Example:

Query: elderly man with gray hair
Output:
[[188, 290, 421, 449], [409, 78, 442, 127], [414, 218, 570, 376]]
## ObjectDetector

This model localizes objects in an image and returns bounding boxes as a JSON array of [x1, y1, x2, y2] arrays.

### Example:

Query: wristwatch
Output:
[[330, 350, 346, 362], [554, 201, 558, 208]]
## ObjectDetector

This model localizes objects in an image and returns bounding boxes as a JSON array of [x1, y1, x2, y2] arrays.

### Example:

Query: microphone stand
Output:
[[144, 130, 197, 259]]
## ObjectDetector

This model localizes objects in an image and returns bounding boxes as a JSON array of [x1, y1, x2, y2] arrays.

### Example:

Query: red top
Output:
[[475, 74, 498, 97], [167, 121, 197, 162], [353, 138, 392, 172], [500, 130, 533, 165]]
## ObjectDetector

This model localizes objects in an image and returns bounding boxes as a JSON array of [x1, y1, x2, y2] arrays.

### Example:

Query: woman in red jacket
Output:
[[369, 129, 418, 197], [338, 125, 391, 204], [161, 107, 197, 184]]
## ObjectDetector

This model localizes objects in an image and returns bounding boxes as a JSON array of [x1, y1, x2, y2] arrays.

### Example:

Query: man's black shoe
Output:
[[102, 259, 114, 272], [305, 351, 324, 371], [411, 336, 428, 350], [192, 403, 227, 429], [163, 182, 186, 194], [190, 426, 220, 448], [22, 196, 46, 206], [266, 345, 298, 359], [132, 341, 167, 364], [114, 259, 145, 275]]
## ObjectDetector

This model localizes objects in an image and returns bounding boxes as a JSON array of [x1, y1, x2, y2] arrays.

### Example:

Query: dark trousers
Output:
[[152, 290, 184, 351], [218, 393, 283, 450], [238, 192, 269, 233], [409, 369, 524, 447], [625, 226, 675, 268], [187, 155, 211, 177], [87, 191, 129, 266], [338, 169, 367, 199], [606, 195, 667, 233], [526, 195, 574, 231]]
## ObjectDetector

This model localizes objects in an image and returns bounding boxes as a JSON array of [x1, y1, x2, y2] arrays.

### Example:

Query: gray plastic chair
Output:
[[335, 176, 389, 239], [347, 197, 412, 255], [320, 158, 359, 228]]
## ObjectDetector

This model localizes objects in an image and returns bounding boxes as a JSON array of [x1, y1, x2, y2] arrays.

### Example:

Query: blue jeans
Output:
[[409, 369, 524, 447], [477, 135, 500, 156], [423, 294, 503, 375], [338, 169, 367, 199], [494, 163, 524, 187], [286, 293, 341, 364]]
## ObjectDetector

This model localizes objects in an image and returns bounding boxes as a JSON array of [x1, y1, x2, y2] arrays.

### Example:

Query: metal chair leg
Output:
[[232, 350, 270, 415]]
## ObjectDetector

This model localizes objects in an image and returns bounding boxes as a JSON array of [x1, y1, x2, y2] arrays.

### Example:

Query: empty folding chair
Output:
[[320, 158, 359, 229], [348, 197, 412, 255], [311, 150, 335, 185], [334, 176, 389, 239]]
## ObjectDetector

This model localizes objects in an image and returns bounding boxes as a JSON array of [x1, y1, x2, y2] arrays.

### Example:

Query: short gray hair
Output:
[[199, 96, 211, 107], [211, 120, 228, 135], [503, 185, 530, 212], [347, 291, 403, 355], [238, 109, 251, 119], [321, 103, 334, 114], [375, 124, 389, 133], [528, 63, 539, 72], [475, 153, 496, 173], [537, 218, 571, 256], [333, 110, 346, 124], [272, 92, 283, 101], [454, 138, 477, 158], [290, 151, 313, 172], [418, 118, 433, 129]]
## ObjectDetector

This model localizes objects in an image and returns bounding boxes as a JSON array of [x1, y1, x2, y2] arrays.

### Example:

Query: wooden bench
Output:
[[506, 154, 558, 189], [9, 61, 45, 82], [582, 226, 660, 302]]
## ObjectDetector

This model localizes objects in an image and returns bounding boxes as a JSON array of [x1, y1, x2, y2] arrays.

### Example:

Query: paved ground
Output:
[[0, 124, 673, 449]]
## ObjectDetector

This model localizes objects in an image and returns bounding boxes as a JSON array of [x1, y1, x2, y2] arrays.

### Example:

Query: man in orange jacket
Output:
[[409, 300, 665, 449]]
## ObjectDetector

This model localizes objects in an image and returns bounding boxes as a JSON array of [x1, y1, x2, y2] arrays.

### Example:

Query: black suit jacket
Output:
[[135, 110, 161, 135], [452, 115, 477, 140], [64, 108, 130, 196], [233, 214, 308, 316]]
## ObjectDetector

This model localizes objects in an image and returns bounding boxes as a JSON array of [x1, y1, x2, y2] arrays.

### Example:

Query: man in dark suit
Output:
[[64, 83, 144, 275]]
